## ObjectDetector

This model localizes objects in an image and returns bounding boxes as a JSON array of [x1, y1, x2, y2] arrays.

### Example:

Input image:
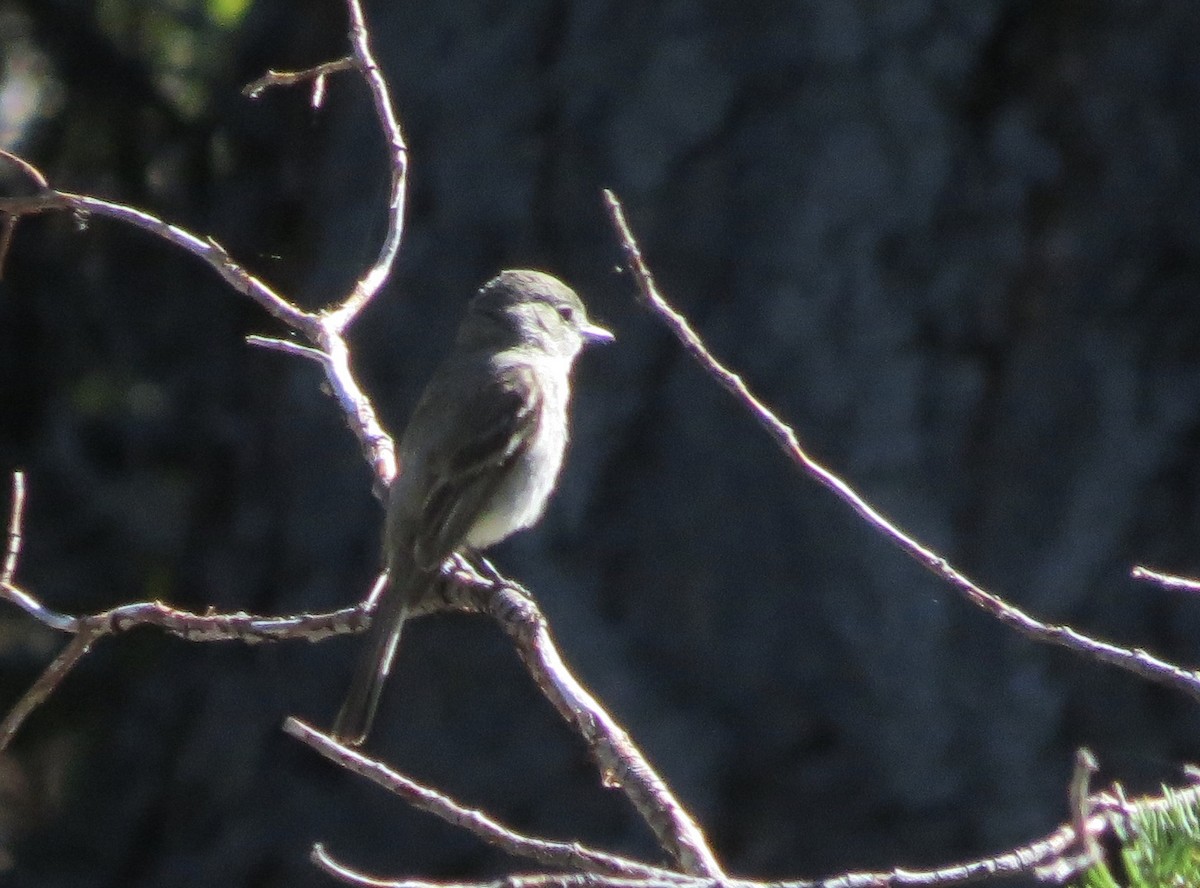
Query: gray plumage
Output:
[[333, 270, 612, 745]]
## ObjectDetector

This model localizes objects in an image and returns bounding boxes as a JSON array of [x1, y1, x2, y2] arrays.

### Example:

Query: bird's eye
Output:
[[557, 305, 577, 324]]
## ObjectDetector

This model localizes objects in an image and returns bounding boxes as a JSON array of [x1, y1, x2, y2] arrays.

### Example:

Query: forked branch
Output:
[[0, 5, 724, 870], [5, 0, 1200, 885]]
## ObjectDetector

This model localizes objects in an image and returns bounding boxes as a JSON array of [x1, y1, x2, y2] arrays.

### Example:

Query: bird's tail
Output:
[[333, 565, 413, 746]]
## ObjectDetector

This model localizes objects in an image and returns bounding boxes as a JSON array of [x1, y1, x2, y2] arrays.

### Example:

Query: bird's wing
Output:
[[409, 362, 541, 569]]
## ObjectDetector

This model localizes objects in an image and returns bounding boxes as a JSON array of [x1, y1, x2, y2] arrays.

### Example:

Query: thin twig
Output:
[[0, 629, 99, 748], [0, 581, 78, 633], [0, 214, 17, 277], [324, 333, 395, 489], [307, 782, 1200, 887], [242, 57, 355, 99], [0, 188, 313, 331], [602, 188, 1200, 707], [325, 0, 409, 330], [1130, 565, 1200, 593], [2, 471, 26, 584], [313, 844, 398, 887], [246, 335, 329, 362], [1069, 749, 1100, 869], [288, 719, 690, 881], [0, 148, 48, 189], [0, 581, 382, 750], [239, 0, 411, 333], [0, 179, 396, 489]]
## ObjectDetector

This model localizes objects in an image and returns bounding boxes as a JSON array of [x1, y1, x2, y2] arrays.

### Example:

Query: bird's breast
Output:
[[464, 359, 571, 550]]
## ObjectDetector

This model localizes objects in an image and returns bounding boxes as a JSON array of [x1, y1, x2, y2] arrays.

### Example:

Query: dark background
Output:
[[3, 0, 1200, 885]]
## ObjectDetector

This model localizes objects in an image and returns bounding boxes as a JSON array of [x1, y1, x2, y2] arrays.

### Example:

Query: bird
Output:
[[333, 269, 613, 745]]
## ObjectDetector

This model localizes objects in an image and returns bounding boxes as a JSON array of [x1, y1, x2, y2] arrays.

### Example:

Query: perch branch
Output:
[[602, 188, 1200, 707], [4, 473, 715, 877], [420, 562, 722, 877], [0, 2, 701, 882]]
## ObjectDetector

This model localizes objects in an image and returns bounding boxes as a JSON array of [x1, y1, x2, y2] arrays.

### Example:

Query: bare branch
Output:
[[246, 335, 329, 362], [602, 188, 1200, 707], [3, 471, 26, 584], [313, 843, 396, 887], [325, 0, 410, 330], [1066, 749, 1100, 875], [0, 1, 410, 525], [288, 719, 688, 880], [1130, 565, 1200, 593], [1, 545, 721, 881], [243, 336, 390, 484], [0, 629, 98, 748], [242, 57, 355, 99], [0, 148, 48, 189], [0, 575, 383, 750], [0, 214, 17, 277], [422, 564, 723, 878], [0, 581, 78, 633], [309, 782, 1200, 887], [237, 0, 411, 331], [0, 185, 315, 332], [5, 573, 382, 642], [322, 334, 396, 489], [0, 167, 397, 489]]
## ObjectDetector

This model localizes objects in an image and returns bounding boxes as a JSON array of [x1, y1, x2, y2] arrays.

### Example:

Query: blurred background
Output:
[[3, 0, 1200, 885]]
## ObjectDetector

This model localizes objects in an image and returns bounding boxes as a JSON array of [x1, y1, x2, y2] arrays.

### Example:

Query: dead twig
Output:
[[2, 470, 26, 585], [0, 573, 383, 749], [242, 57, 355, 105], [325, 0, 410, 329], [307, 780, 1200, 887], [1130, 565, 1200, 594], [425, 562, 722, 877], [1036, 747, 1102, 883], [602, 188, 1200, 708], [287, 718, 692, 881], [0, 0, 403, 491]]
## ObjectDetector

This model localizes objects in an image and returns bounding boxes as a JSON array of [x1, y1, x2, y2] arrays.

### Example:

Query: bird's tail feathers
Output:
[[332, 572, 411, 746]]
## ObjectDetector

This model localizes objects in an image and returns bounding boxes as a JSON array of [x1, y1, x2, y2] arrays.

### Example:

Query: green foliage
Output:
[[207, 0, 254, 28], [94, 0, 248, 117], [1074, 788, 1200, 888]]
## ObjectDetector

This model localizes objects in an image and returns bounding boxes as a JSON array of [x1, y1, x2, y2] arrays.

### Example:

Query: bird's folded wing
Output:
[[412, 364, 541, 568]]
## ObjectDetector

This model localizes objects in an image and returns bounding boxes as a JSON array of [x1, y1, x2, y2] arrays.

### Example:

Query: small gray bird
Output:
[[333, 270, 613, 745]]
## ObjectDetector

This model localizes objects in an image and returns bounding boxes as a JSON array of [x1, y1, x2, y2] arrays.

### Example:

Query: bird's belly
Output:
[[464, 400, 567, 550]]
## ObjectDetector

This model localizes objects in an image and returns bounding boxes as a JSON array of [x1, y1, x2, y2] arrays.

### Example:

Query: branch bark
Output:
[[602, 188, 1200, 708]]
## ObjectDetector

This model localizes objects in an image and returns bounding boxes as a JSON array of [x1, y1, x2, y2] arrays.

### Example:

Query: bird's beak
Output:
[[582, 323, 615, 345]]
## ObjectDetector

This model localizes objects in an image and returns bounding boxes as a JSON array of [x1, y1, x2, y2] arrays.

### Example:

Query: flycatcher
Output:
[[333, 269, 613, 745]]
